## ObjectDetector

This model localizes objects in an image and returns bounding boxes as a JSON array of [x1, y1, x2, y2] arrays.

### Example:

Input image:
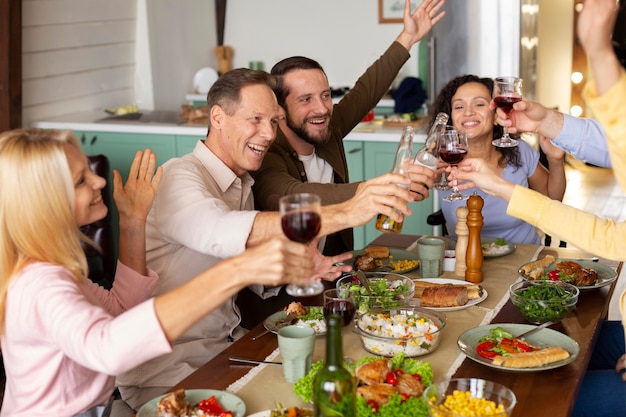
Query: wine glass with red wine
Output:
[[323, 289, 356, 327], [492, 76, 523, 147], [438, 128, 469, 202], [279, 193, 324, 297]]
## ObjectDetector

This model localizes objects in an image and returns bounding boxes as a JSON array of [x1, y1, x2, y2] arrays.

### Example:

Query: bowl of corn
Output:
[[424, 378, 516, 417]]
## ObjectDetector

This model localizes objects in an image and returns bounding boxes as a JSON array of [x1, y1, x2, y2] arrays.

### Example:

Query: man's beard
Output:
[[285, 113, 331, 146]]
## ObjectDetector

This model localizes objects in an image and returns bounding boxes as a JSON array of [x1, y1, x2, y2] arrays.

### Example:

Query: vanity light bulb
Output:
[[571, 72, 584, 84], [570, 105, 583, 117]]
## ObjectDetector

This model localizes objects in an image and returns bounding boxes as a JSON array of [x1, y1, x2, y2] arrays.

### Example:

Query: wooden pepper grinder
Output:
[[465, 192, 484, 283], [454, 206, 469, 276]]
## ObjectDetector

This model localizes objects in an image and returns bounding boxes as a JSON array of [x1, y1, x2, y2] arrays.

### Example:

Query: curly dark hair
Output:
[[429, 74, 521, 169]]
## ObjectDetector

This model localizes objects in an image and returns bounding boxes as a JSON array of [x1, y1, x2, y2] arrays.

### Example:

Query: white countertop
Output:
[[185, 93, 396, 108], [31, 111, 426, 143]]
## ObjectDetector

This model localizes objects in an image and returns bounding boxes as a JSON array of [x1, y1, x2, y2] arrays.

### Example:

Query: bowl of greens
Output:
[[509, 280, 579, 324], [336, 272, 414, 314]]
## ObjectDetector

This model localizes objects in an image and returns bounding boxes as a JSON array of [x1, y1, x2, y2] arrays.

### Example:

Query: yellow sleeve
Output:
[[583, 71, 626, 191], [507, 185, 626, 261]]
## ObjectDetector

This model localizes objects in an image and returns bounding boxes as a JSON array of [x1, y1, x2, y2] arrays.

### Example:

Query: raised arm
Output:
[[395, 0, 446, 50], [113, 149, 162, 275], [577, 0, 622, 95]]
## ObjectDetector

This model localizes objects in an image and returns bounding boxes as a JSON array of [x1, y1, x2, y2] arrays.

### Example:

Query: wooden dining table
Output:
[[168, 234, 623, 417]]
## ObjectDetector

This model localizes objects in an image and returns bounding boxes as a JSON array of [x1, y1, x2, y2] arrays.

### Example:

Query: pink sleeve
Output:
[[88, 261, 159, 316], [26, 264, 171, 374]]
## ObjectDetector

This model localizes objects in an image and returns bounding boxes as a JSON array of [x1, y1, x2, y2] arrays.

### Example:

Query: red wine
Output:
[[440, 149, 467, 165], [323, 300, 356, 327], [494, 96, 522, 115], [281, 211, 321, 243]]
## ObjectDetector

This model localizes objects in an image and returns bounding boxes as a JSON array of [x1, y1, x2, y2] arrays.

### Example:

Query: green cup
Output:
[[417, 237, 445, 278], [277, 325, 315, 383], [249, 61, 265, 71]]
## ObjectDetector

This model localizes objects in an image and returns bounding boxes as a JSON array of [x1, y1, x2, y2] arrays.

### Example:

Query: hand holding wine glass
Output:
[[438, 128, 469, 202], [492, 76, 523, 147], [279, 193, 325, 297]]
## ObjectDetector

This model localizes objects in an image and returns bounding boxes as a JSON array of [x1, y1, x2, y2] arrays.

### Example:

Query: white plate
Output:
[[518, 257, 618, 290], [347, 248, 420, 274], [248, 409, 312, 417], [193, 67, 219, 94], [136, 389, 246, 417], [457, 323, 579, 372], [263, 306, 326, 335], [481, 237, 516, 258], [247, 412, 271, 417], [410, 278, 488, 311]]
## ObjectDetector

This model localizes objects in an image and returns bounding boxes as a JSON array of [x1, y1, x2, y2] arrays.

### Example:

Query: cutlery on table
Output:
[[354, 270, 373, 295], [516, 321, 555, 340], [251, 312, 297, 340], [251, 329, 270, 341], [228, 356, 282, 366]]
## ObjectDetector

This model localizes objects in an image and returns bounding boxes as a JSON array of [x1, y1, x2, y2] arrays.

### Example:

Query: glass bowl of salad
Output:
[[509, 280, 579, 324], [353, 306, 446, 357], [336, 272, 414, 315]]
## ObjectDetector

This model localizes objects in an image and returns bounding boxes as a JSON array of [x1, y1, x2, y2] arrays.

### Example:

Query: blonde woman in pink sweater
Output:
[[0, 129, 314, 416]]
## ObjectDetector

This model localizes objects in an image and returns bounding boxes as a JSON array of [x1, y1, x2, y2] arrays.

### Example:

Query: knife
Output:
[[228, 356, 282, 365]]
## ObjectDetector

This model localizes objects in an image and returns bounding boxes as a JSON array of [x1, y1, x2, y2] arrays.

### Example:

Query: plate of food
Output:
[[410, 278, 487, 311], [348, 246, 419, 274], [247, 403, 313, 417], [457, 324, 579, 372], [293, 352, 435, 416], [264, 302, 326, 335], [481, 237, 516, 258], [137, 388, 246, 417], [518, 255, 617, 290]]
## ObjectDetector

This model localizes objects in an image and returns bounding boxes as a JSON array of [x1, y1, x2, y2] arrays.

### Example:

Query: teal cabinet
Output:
[[346, 140, 434, 249], [176, 135, 201, 156], [88, 132, 176, 182], [74, 131, 177, 259], [344, 141, 365, 249]]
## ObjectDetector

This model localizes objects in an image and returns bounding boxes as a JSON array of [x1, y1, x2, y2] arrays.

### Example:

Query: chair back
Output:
[[81, 154, 116, 289]]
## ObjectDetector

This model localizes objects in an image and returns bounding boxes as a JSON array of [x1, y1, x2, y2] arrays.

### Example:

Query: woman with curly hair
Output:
[[427, 74, 567, 244]]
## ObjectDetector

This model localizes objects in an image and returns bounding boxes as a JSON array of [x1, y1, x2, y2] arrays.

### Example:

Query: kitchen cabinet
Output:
[[176, 134, 202, 155], [344, 141, 365, 250], [74, 131, 177, 256], [346, 140, 434, 249], [78, 131, 177, 182]]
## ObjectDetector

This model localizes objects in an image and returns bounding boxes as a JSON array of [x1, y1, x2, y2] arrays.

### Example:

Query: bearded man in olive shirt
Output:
[[252, 0, 444, 255]]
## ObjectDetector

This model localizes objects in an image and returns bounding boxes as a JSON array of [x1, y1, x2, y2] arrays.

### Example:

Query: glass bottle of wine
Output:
[[414, 112, 449, 171], [313, 315, 356, 417], [375, 126, 414, 233]]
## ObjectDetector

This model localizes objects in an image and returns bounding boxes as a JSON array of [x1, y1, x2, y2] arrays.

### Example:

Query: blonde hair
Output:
[[0, 129, 89, 331]]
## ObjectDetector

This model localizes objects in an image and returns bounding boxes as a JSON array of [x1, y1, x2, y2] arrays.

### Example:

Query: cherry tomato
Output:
[[394, 369, 404, 376], [367, 399, 379, 412], [412, 373, 422, 381], [400, 393, 410, 402], [548, 269, 561, 281], [385, 371, 398, 386], [198, 396, 226, 414]]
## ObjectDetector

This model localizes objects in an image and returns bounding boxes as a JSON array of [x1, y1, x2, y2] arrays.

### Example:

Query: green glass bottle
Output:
[[313, 315, 356, 417]]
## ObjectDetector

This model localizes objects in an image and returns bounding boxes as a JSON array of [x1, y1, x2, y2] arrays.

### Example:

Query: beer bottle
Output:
[[375, 126, 414, 233], [413, 112, 449, 171]]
